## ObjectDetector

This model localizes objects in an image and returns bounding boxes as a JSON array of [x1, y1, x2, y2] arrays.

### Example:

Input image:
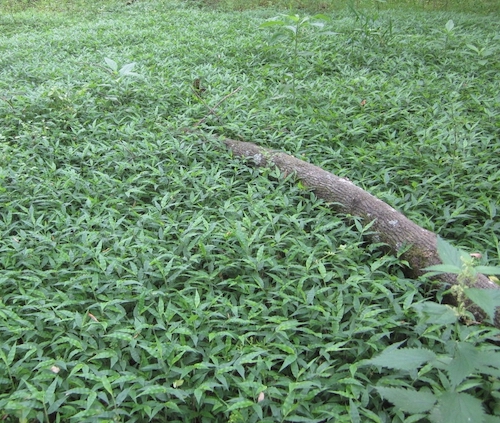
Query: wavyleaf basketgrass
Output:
[[1, 0, 499, 421]]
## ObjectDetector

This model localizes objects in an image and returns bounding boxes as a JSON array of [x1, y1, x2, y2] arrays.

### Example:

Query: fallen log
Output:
[[221, 137, 500, 328]]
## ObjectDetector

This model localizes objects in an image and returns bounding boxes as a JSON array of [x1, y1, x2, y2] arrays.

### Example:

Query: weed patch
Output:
[[1, 0, 499, 421]]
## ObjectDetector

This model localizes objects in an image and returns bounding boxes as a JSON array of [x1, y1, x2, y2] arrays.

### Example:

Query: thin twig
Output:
[[193, 86, 242, 127]]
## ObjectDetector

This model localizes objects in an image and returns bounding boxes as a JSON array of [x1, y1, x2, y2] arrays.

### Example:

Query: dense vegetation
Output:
[[0, 0, 499, 422]]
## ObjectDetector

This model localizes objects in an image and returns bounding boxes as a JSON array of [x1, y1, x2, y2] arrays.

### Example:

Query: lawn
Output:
[[0, 0, 499, 422]]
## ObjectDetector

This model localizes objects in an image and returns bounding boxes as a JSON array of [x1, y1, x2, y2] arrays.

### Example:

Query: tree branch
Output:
[[221, 137, 500, 328]]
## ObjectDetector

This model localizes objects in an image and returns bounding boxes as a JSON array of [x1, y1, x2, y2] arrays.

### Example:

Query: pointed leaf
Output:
[[349, 399, 361, 423], [194, 387, 203, 404], [413, 302, 459, 325], [279, 354, 297, 372], [312, 13, 331, 21], [44, 377, 58, 407], [104, 57, 118, 72], [447, 342, 478, 387], [376, 387, 436, 413], [464, 288, 500, 322], [367, 346, 436, 371], [260, 20, 285, 28], [445, 19, 455, 32], [194, 290, 200, 308], [423, 264, 462, 274], [119, 62, 136, 76], [475, 350, 500, 372], [310, 22, 325, 29], [101, 375, 113, 396], [436, 237, 465, 267], [306, 287, 316, 305], [7, 343, 16, 366], [430, 392, 485, 423], [475, 266, 500, 276], [226, 398, 254, 411]]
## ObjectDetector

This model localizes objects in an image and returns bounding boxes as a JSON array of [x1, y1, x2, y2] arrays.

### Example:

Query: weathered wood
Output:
[[222, 137, 500, 328]]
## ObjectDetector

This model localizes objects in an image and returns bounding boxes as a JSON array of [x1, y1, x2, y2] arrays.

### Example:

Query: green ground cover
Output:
[[1, 0, 499, 421]]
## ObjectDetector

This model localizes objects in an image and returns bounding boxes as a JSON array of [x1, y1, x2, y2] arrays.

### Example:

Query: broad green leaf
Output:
[[272, 343, 295, 354], [464, 288, 500, 322], [306, 287, 316, 304], [318, 261, 327, 279], [310, 22, 325, 29], [119, 62, 136, 76], [256, 245, 265, 263], [101, 375, 113, 396], [367, 346, 436, 371], [312, 13, 331, 21], [413, 302, 459, 325], [436, 236, 466, 267], [5, 343, 16, 366], [119, 63, 140, 76], [194, 388, 203, 404], [324, 341, 349, 352], [376, 387, 436, 413], [288, 380, 321, 392], [86, 390, 97, 411], [104, 57, 118, 72], [349, 399, 361, 423], [44, 377, 58, 407], [429, 392, 485, 423], [282, 391, 297, 417], [475, 350, 500, 374], [0, 349, 8, 366], [194, 290, 201, 308], [138, 385, 167, 396], [89, 350, 117, 361], [260, 20, 285, 28], [160, 193, 170, 209], [65, 387, 94, 396], [475, 266, 500, 275], [423, 264, 461, 274], [105, 332, 134, 342], [165, 401, 182, 412], [276, 320, 301, 331], [226, 398, 254, 411], [445, 19, 455, 32], [447, 342, 478, 387]]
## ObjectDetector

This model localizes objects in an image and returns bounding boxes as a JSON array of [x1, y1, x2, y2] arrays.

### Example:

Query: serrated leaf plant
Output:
[[364, 339, 500, 423], [424, 236, 500, 323], [260, 13, 334, 99]]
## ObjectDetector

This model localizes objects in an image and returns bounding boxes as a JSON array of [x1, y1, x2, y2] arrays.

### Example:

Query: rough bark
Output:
[[222, 137, 500, 328]]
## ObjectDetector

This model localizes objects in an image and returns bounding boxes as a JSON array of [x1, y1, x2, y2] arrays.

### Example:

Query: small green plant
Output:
[[260, 13, 333, 98], [96, 57, 144, 107], [102, 57, 142, 81], [362, 239, 500, 423], [424, 236, 500, 323], [364, 338, 500, 423], [465, 43, 496, 67], [442, 19, 456, 50], [349, 5, 394, 46]]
